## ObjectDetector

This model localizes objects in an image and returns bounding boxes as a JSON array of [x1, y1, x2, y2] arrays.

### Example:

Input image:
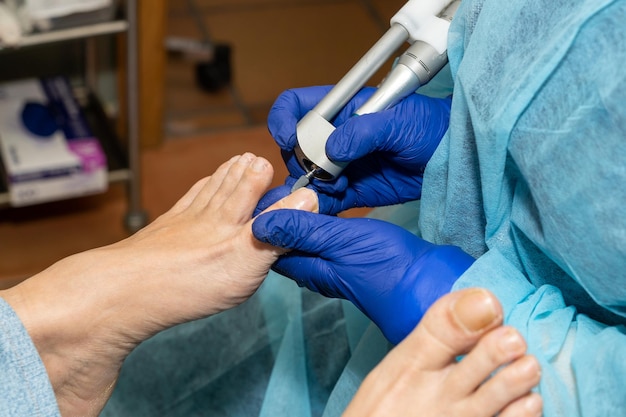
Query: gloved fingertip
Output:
[[311, 175, 348, 194], [251, 211, 297, 248], [251, 212, 278, 245], [268, 123, 298, 150], [326, 125, 359, 162], [270, 254, 303, 282], [328, 113, 389, 161]]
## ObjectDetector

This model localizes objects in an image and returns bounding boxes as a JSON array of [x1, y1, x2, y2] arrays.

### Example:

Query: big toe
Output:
[[396, 288, 503, 370]]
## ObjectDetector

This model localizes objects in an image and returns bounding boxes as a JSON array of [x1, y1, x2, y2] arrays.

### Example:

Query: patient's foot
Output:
[[2, 153, 318, 417], [344, 288, 542, 417]]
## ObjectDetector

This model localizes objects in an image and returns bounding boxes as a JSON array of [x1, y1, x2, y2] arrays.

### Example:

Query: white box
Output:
[[0, 77, 107, 206], [25, 0, 113, 21]]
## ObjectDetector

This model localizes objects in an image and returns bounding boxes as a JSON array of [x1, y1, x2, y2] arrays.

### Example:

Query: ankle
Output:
[[1, 253, 133, 382]]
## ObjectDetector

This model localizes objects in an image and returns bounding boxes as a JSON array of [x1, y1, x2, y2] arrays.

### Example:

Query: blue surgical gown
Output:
[[420, 0, 626, 415]]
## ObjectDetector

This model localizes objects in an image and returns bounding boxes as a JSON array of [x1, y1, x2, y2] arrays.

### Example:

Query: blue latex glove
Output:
[[267, 85, 451, 215], [252, 209, 474, 344]]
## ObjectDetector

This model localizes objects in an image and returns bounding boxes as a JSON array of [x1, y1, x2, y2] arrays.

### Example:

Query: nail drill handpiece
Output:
[[291, 0, 460, 186]]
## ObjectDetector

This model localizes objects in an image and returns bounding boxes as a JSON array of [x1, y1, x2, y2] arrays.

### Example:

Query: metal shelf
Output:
[[0, 0, 148, 232], [0, 20, 128, 51]]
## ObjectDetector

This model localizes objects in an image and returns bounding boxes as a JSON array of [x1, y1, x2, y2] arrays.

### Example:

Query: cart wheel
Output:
[[195, 43, 232, 93]]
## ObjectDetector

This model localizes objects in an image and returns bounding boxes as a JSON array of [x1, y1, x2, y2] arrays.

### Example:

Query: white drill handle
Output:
[[391, 0, 454, 53]]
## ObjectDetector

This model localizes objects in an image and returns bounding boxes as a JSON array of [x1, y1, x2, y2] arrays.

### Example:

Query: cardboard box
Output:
[[0, 77, 107, 206]]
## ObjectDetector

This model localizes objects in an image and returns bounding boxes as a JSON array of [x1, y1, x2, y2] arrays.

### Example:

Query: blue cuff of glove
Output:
[[410, 245, 475, 320], [382, 245, 474, 344]]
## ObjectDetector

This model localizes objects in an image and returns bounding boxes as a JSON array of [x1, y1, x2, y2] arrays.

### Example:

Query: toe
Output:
[[470, 354, 541, 415], [449, 326, 527, 395], [186, 154, 241, 210], [497, 392, 543, 417], [395, 288, 503, 370], [218, 156, 274, 222]]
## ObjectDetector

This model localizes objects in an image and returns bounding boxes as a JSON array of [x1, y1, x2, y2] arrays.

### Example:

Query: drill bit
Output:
[[291, 168, 317, 193]]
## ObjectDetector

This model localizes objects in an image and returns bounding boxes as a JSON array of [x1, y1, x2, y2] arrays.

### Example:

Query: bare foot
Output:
[[344, 288, 542, 417], [1, 153, 318, 417]]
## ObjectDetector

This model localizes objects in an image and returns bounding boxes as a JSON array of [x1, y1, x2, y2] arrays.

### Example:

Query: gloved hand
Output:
[[252, 209, 474, 344], [267, 85, 451, 215]]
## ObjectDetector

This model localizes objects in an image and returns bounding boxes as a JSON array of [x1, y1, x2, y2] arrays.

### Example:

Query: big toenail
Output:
[[289, 188, 319, 212], [251, 158, 269, 172], [451, 289, 500, 333]]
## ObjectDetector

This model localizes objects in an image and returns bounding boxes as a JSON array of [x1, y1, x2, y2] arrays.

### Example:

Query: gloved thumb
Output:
[[325, 111, 391, 162], [252, 209, 350, 254]]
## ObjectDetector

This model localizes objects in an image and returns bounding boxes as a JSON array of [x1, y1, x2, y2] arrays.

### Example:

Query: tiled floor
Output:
[[0, 0, 406, 286]]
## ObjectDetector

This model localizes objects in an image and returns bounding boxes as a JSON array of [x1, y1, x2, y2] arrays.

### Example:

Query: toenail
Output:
[[518, 355, 541, 378], [524, 393, 543, 416], [239, 153, 255, 165], [451, 289, 500, 333], [290, 188, 319, 212], [498, 328, 525, 354], [251, 158, 269, 172]]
